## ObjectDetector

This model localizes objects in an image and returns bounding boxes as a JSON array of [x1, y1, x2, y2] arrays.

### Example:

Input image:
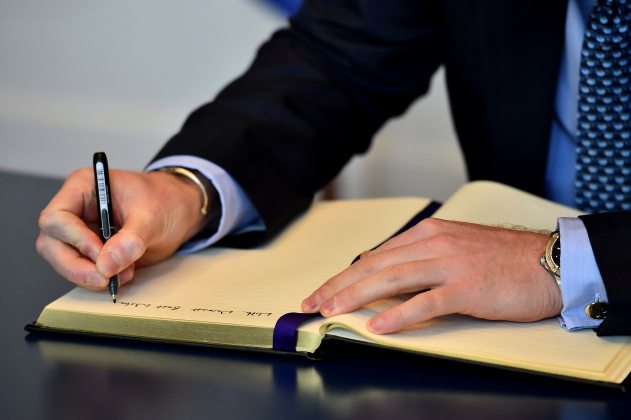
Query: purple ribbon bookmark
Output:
[[273, 312, 320, 351]]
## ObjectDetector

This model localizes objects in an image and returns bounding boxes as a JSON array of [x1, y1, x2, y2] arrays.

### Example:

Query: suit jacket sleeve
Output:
[[151, 0, 443, 241], [579, 212, 631, 336]]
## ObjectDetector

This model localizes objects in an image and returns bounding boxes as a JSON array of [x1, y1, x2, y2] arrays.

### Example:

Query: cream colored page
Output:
[[433, 180, 582, 227], [299, 304, 631, 381], [43, 198, 430, 329]]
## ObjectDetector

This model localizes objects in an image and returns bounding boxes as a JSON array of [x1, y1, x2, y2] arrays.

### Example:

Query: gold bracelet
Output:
[[155, 167, 210, 216]]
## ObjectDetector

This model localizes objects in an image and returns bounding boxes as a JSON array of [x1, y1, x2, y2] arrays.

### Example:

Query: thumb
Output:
[[95, 215, 151, 278]]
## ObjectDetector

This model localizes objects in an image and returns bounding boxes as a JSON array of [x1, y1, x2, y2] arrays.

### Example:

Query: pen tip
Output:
[[112, 295, 117, 304]]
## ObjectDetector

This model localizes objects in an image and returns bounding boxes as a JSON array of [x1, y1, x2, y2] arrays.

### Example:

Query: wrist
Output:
[[150, 169, 221, 241]]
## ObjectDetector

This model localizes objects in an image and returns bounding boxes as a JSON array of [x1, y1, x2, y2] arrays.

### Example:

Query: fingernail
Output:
[[302, 296, 317, 312], [321, 298, 336, 316], [88, 272, 106, 288]]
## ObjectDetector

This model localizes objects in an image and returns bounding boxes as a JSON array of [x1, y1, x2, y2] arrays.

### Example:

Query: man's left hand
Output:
[[302, 218, 561, 334]]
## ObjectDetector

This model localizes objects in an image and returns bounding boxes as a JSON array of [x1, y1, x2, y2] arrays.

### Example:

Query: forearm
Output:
[[152, 0, 444, 238]]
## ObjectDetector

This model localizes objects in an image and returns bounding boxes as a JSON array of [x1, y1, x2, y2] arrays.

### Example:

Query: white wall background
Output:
[[0, 0, 466, 201]]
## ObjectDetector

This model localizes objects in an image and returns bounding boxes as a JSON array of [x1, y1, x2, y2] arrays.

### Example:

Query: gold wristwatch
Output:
[[540, 230, 561, 287]]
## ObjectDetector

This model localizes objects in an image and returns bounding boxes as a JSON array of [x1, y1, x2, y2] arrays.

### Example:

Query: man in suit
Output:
[[36, 1, 630, 335]]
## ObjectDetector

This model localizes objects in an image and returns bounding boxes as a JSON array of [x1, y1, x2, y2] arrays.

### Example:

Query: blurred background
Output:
[[0, 0, 466, 201]]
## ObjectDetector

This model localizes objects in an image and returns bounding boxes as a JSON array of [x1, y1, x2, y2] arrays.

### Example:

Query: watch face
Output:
[[552, 237, 561, 267]]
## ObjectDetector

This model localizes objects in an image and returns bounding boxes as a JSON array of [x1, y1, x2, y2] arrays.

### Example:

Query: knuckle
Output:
[[65, 168, 95, 197], [343, 284, 362, 303], [415, 217, 441, 232], [421, 292, 440, 312], [76, 239, 95, 261], [384, 272, 408, 295], [35, 234, 47, 257], [382, 264, 406, 283], [68, 167, 92, 180], [410, 291, 442, 321], [62, 264, 95, 288], [38, 208, 54, 231], [127, 230, 148, 254], [429, 232, 457, 249], [71, 270, 88, 287], [71, 270, 91, 288], [357, 253, 380, 275]]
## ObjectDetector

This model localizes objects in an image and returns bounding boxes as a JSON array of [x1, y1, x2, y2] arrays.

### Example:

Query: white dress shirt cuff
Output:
[[557, 217, 608, 331], [146, 155, 265, 253]]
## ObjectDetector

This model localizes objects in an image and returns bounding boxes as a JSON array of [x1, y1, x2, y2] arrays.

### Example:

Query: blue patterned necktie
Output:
[[576, 0, 631, 213]]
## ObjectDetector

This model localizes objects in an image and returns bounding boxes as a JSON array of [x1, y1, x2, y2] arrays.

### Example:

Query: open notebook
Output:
[[27, 181, 631, 385]]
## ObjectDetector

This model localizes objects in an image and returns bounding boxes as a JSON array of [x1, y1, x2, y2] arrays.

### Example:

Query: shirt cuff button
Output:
[[585, 301, 609, 320]]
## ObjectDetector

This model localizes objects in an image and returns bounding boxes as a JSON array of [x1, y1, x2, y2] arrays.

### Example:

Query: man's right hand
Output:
[[36, 168, 209, 289]]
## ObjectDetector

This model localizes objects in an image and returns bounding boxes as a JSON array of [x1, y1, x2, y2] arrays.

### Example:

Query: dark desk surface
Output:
[[1, 170, 629, 420]]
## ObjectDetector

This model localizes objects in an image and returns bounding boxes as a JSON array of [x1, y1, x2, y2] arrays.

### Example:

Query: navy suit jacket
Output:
[[154, 0, 630, 335]]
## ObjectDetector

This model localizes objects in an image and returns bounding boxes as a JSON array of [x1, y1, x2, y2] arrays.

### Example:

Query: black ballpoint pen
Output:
[[93, 152, 120, 303]]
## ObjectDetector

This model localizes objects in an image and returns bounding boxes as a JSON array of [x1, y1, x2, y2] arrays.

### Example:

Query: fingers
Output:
[[300, 219, 559, 335], [304, 253, 463, 335], [36, 233, 135, 289], [367, 287, 465, 334], [95, 212, 153, 278], [38, 168, 198, 289], [39, 207, 103, 262], [36, 233, 106, 289], [118, 265, 135, 286], [301, 219, 468, 327], [302, 244, 420, 312], [37, 170, 108, 288], [302, 235, 451, 313], [38, 169, 102, 261], [38, 168, 148, 283], [369, 218, 449, 255], [318, 259, 445, 317]]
